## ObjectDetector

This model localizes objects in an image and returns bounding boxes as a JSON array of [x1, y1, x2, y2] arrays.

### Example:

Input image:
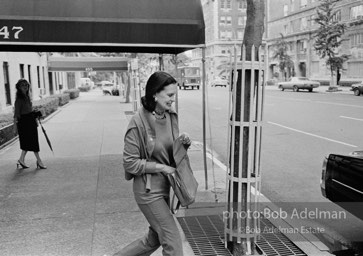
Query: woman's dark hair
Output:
[[15, 78, 31, 100], [141, 71, 177, 112]]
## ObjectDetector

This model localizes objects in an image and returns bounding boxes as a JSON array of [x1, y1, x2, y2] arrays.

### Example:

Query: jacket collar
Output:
[[137, 106, 178, 138]]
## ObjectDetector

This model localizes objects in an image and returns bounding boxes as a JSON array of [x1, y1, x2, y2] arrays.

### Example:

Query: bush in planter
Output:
[[49, 93, 70, 106], [63, 89, 80, 99], [33, 97, 59, 117], [0, 112, 17, 148], [79, 85, 91, 92], [0, 112, 14, 128]]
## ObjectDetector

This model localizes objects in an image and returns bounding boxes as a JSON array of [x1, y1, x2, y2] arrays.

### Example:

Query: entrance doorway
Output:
[[299, 62, 306, 77]]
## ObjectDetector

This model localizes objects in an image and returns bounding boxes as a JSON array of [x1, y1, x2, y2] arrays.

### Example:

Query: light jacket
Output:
[[123, 106, 179, 193]]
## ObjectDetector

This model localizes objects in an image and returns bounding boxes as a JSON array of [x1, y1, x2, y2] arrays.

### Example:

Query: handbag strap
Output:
[[170, 192, 181, 214]]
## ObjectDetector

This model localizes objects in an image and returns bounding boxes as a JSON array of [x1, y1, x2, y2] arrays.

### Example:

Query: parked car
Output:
[[98, 81, 119, 96], [351, 81, 363, 96], [211, 77, 229, 87], [79, 77, 94, 88], [277, 77, 320, 92], [321, 151, 363, 219]]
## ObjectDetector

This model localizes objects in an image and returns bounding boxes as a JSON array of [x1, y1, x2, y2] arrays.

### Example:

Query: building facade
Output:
[[0, 52, 73, 114], [267, 0, 363, 83], [191, 0, 247, 85]]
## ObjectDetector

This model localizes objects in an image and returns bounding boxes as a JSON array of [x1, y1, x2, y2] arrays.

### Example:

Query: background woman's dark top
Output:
[[14, 97, 39, 152]]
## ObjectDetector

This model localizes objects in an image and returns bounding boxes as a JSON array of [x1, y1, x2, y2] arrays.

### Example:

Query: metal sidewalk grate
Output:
[[177, 215, 307, 256], [178, 215, 232, 256]]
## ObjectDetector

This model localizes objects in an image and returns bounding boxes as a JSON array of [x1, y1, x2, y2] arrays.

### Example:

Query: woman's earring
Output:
[[154, 97, 158, 102]]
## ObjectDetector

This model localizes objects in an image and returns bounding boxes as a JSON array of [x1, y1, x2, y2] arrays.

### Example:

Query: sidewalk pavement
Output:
[[0, 89, 331, 256]]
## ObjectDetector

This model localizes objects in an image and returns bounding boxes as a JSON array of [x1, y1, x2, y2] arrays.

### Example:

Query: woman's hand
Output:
[[156, 164, 175, 175], [180, 132, 191, 146], [162, 165, 176, 175]]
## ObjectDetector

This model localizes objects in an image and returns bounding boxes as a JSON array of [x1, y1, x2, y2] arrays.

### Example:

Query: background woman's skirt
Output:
[[17, 113, 39, 152]]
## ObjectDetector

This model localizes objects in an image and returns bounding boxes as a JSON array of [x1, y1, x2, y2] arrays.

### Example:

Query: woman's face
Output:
[[19, 83, 29, 94], [155, 83, 177, 112]]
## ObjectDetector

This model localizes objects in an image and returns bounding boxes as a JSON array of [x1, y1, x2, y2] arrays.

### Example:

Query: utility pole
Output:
[[225, 0, 265, 255]]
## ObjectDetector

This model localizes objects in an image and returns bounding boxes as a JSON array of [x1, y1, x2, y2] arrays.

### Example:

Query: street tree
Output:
[[227, 0, 264, 255], [272, 34, 295, 81], [313, 0, 349, 87]]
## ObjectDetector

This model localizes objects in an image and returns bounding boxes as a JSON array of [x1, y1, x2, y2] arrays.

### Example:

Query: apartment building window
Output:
[[350, 33, 363, 47], [27, 65, 32, 95], [37, 66, 41, 88], [284, 5, 288, 16], [220, 31, 226, 39], [301, 17, 307, 30], [226, 30, 232, 38], [297, 40, 306, 52], [350, 5, 363, 19], [221, 0, 226, 9], [19, 64, 24, 78], [27, 65, 31, 85], [226, 0, 231, 9], [300, 0, 307, 8], [238, 0, 246, 9], [3, 62, 11, 105], [237, 30, 243, 39], [290, 0, 295, 12], [332, 10, 341, 21], [226, 16, 232, 25], [42, 67, 46, 94], [220, 16, 226, 25], [284, 24, 289, 35]]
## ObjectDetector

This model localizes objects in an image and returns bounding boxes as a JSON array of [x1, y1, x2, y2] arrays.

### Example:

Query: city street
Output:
[[177, 85, 363, 253]]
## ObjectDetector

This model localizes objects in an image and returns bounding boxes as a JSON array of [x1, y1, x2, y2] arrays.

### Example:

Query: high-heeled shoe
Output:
[[17, 160, 29, 169], [36, 161, 47, 169]]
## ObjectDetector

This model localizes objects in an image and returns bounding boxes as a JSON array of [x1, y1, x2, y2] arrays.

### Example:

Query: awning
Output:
[[0, 0, 205, 54], [48, 57, 128, 71]]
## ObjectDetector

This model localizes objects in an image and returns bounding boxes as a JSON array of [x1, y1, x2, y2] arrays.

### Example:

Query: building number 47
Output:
[[0, 26, 23, 40]]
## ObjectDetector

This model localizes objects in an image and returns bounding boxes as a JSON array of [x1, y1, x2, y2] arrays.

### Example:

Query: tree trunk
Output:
[[124, 72, 131, 103], [330, 66, 337, 89], [229, 0, 265, 255]]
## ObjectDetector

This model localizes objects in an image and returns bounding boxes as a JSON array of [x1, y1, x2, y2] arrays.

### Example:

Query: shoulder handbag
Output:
[[167, 135, 198, 214]]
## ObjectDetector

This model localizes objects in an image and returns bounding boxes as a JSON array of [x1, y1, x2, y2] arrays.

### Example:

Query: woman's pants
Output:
[[114, 198, 183, 256]]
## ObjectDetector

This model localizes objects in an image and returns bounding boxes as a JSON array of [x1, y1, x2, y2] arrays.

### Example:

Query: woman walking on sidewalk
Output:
[[13, 79, 47, 169], [113, 71, 190, 256]]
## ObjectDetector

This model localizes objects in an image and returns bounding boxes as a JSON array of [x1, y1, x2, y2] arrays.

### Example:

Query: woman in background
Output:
[[13, 78, 46, 169]]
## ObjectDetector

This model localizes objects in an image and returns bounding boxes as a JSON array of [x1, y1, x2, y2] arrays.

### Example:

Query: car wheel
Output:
[[293, 85, 299, 92], [197, 86, 200, 90], [309, 88, 313, 92], [278, 85, 284, 91], [354, 88, 361, 96]]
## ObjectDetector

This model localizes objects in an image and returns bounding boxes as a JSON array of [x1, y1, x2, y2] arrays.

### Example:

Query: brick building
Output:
[[266, 0, 363, 84], [0, 52, 67, 114], [191, 0, 247, 85]]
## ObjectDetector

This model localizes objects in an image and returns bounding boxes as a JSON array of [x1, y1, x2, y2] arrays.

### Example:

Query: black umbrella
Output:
[[38, 118, 54, 153]]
